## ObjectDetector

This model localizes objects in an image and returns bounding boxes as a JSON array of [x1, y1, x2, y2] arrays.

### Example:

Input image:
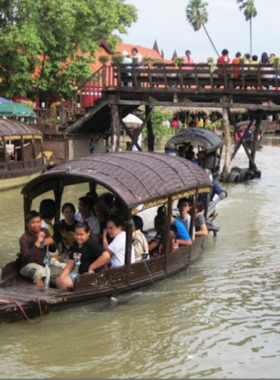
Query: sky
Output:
[[119, 0, 278, 62]]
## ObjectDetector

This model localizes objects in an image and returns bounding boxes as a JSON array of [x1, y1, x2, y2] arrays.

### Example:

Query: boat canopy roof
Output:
[[165, 128, 223, 153], [0, 119, 42, 138], [22, 152, 212, 209]]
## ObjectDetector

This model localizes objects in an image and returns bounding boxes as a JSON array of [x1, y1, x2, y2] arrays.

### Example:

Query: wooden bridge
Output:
[[53, 63, 279, 153]]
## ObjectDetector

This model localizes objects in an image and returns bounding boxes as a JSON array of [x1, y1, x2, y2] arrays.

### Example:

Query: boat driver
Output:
[[19, 210, 57, 287]]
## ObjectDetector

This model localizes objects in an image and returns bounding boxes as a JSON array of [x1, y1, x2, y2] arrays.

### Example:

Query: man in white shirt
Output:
[[103, 215, 135, 267]]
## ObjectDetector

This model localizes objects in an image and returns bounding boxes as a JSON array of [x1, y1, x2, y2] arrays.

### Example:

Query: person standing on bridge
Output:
[[232, 52, 242, 78], [217, 49, 231, 78]]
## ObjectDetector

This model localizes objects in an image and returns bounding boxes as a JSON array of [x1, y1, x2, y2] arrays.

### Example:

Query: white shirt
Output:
[[75, 212, 100, 235], [109, 231, 135, 268], [176, 214, 191, 231]]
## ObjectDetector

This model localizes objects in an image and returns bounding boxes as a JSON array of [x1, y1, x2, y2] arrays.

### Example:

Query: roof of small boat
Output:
[[0, 119, 42, 137], [165, 128, 223, 153], [22, 152, 212, 208]]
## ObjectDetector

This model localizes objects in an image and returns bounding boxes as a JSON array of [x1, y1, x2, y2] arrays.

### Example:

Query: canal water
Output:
[[0, 139, 280, 379]]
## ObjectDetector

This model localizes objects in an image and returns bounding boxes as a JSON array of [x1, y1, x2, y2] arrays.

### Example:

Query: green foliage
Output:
[[272, 57, 280, 69], [186, 0, 219, 57], [237, 0, 257, 20], [99, 55, 110, 64], [207, 57, 216, 73], [142, 56, 153, 66], [153, 60, 165, 66], [0, 0, 137, 99], [112, 53, 124, 65], [142, 108, 173, 141], [186, 0, 208, 31], [174, 57, 185, 66]]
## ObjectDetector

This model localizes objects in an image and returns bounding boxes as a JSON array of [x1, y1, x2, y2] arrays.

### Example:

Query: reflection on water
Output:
[[1, 144, 280, 378]]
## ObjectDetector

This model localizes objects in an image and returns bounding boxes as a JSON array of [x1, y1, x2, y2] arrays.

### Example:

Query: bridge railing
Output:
[[52, 63, 280, 126], [103, 63, 280, 91]]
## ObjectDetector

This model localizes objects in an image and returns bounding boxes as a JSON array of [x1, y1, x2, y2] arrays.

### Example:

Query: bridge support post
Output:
[[110, 98, 120, 152], [145, 106, 154, 151], [250, 114, 262, 169], [221, 107, 232, 182]]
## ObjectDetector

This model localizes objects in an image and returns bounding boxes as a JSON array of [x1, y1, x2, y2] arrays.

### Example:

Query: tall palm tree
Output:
[[237, 0, 257, 56], [186, 0, 219, 57]]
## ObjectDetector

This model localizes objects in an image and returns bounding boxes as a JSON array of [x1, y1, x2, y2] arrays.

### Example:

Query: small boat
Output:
[[0, 119, 46, 191], [165, 128, 223, 179], [0, 152, 212, 323]]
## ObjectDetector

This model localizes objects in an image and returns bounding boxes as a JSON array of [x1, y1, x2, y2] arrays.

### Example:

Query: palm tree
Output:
[[237, 0, 257, 56], [186, 0, 219, 57]]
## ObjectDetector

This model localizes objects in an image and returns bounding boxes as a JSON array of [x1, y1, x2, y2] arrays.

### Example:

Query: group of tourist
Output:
[[217, 49, 276, 78], [121, 47, 143, 66], [18, 185, 212, 290], [18, 194, 135, 290]]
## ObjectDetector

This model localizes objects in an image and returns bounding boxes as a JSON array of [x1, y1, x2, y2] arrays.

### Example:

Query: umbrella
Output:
[[0, 96, 10, 104], [122, 114, 143, 129], [0, 102, 36, 117]]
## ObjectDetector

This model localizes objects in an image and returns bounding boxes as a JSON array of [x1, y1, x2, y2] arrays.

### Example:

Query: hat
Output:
[[122, 50, 129, 56]]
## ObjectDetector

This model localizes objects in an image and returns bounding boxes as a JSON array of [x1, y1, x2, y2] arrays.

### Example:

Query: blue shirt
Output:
[[172, 218, 191, 241]]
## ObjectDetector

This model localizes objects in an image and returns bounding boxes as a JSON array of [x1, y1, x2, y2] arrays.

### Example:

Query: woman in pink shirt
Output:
[[185, 50, 194, 70]]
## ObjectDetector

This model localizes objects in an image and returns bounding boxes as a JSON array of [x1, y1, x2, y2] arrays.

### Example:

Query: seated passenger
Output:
[[171, 216, 192, 246], [165, 143, 180, 156], [56, 223, 110, 290], [40, 199, 66, 268], [39, 199, 57, 237], [176, 198, 192, 231], [103, 215, 135, 267], [149, 208, 166, 257], [75, 196, 100, 241], [94, 196, 111, 242], [19, 211, 56, 287], [194, 202, 208, 237], [132, 215, 149, 261], [53, 202, 79, 255]]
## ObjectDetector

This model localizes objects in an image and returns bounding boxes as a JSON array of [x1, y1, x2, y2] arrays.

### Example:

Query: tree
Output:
[[0, 0, 137, 102], [186, 0, 219, 57], [237, 0, 257, 56]]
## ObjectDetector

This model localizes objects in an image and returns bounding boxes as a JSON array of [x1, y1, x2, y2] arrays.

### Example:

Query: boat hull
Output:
[[0, 167, 45, 191], [0, 238, 205, 323]]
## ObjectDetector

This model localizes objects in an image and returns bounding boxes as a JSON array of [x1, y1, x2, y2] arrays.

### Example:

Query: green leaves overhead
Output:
[[237, 0, 257, 55], [186, 0, 219, 57], [186, 0, 208, 31], [0, 0, 137, 99], [237, 0, 257, 21]]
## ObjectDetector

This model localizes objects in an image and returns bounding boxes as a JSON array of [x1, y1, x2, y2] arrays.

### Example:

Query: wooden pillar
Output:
[[124, 210, 133, 266], [53, 178, 64, 223], [221, 107, 232, 182], [23, 195, 32, 231], [110, 96, 120, 152], [60, 98, 66, 127], [145, 105, 154, 151], [250, 114, 262, 169]]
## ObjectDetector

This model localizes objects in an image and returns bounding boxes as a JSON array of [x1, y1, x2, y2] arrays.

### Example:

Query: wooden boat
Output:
[[0, 152, 212, 323], [165, 128, 223, 178], [0, 119, 46, 191]]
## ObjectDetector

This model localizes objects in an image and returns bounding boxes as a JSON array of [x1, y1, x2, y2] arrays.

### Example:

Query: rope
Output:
[[0, 297, 45, 323], [143, 259, 155, 284]]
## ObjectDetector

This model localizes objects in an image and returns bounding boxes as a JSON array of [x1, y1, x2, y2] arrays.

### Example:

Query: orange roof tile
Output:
[[116, 43, 163, 60]]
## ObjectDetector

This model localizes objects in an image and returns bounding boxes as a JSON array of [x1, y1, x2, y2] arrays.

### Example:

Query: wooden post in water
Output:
[[221, 107, 232, 182], [249, 114, 262, 169]]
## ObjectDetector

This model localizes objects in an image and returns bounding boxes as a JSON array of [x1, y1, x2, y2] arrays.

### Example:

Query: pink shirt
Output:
[[185, 56, 194, 70]]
